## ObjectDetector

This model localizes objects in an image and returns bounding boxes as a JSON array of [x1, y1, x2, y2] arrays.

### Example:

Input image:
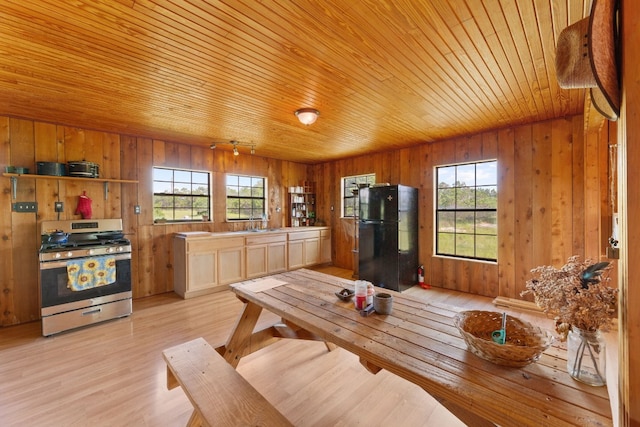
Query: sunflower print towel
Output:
[[67, 256, 116, 291]]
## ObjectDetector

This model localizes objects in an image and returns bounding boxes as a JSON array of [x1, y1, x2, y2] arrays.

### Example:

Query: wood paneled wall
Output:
[[312, 115, 615, 299], [0, 116, 310, 326], [0, 113, 613, 326]]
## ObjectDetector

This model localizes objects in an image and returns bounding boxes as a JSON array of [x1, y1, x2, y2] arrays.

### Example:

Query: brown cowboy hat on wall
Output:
[[555, 0, 620, 121]]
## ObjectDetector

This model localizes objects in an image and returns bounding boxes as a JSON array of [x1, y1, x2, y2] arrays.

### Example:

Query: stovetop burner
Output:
[[40, 238, 131, 253]]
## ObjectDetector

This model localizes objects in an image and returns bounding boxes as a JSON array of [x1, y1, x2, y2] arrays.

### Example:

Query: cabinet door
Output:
[[218, 246, 244, 284], [188, 252, 218, 291], [288, 240, 304, 270], [246, 245, 268, 278], [268, 241, 287, 273], [304, 238, 320, 266]]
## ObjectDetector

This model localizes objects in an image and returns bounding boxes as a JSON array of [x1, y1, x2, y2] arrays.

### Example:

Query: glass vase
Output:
[[566, 327, 606, 386]]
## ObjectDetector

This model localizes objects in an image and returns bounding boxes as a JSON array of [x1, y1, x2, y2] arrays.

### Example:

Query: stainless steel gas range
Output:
[[39, 219, 132, 336]]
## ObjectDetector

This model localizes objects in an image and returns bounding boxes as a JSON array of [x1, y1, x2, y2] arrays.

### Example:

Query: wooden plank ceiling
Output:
[[0, 0, 591, 164]]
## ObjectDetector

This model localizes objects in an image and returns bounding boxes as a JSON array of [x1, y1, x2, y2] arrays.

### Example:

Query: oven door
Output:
[[40, 253, 132, 309]]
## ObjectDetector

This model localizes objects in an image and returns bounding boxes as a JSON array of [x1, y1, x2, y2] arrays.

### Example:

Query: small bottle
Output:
[[366, 282, 374, 307], [261, 214, 267, 229]]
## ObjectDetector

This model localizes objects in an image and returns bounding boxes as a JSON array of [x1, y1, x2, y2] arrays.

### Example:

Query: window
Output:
[[153, 167, 211, 222], [226, 174, 266, 220], [436, 160, 497, 261], [342, 173, 376, 217]]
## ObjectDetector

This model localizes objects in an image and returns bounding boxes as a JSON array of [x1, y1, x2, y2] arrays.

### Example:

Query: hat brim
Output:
[[589, 0, 620, 120]]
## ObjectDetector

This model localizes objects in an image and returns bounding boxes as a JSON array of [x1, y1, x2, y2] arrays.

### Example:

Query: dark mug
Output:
[[373, 293, 393, 315]]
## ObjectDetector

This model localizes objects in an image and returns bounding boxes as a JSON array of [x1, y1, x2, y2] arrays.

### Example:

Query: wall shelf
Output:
[[2, 173, 138, 200]]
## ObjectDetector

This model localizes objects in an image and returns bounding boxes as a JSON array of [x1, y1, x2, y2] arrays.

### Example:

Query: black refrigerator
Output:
[[358, 184, 418, 292]]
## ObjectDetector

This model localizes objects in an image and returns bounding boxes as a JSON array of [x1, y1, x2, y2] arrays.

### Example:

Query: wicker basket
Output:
[[453, 310, 554, 367]]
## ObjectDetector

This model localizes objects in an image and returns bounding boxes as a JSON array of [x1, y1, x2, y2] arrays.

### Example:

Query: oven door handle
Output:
[[39, 253, 131, 270]]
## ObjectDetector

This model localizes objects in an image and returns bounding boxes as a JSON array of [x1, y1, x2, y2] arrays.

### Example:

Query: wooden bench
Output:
[[162, 337, 292, 427]]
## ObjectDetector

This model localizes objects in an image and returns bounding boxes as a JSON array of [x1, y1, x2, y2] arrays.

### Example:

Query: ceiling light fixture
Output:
[[295, 108, 320, 125], [209, 140, 255, 156]]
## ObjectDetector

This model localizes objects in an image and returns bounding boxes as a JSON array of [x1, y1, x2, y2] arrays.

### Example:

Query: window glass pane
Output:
[[437, 211, 455, 232], [456, 164, 476, 186], [456, 234, 475, 257], [174, 170, 191, 183], [193, 183, 208, 195], [476, 235, 498, 259], [455, 212, 475, 233], [154, 168, 173, 181], [173, 183, 191, 194], [437, 232, 455, 255], [226, 175, 238, 186], [438, 166, 456, 187], [192, 172, 208, 184], [456, 188, 475, 209], [476, 162, 497, 185], [238, 176, 252, 187], [476, 185, 497, 209], [437, 188, 455, 209], [476, 211, 497, 235], [154, 181, 172, 194]]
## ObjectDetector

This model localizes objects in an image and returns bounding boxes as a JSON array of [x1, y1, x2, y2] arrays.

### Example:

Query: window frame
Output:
[[341, 173, 376, 218], [435, 160, 498, 262], [152, 166, 211, 223], [225, 174, 267, 221]]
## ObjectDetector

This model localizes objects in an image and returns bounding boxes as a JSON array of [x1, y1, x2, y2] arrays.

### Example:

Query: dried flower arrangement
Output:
[[521, 256, 618, 340]]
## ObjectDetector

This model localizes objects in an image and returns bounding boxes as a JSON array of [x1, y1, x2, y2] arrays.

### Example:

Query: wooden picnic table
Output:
[[216, 269, 612, 427]]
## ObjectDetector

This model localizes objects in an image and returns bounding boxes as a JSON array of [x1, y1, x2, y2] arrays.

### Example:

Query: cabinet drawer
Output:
[[288, 230, 320, 240], [320, 229, 331, 238], [188, 237, 244, 252], [245, 233, 287, 246]]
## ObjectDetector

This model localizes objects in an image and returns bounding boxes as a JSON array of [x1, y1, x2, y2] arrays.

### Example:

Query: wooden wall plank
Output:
[[551, 118, 574, 265], [9, 118, 39, 322], [497, 128, 516, 298], [531, 121, 552, 269], [34, 122, 61, 221], [0, 117, 16, 325], [513, 124, 533, 297], [584, 125, 601, 259]]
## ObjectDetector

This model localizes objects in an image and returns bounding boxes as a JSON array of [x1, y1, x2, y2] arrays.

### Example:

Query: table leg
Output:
[[220, 301, 263, 368]]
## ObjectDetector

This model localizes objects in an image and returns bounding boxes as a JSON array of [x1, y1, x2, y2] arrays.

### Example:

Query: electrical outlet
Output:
[[54, 202, 64, 212], [134, 205, 141, 215], [12, 202, 38, 212]]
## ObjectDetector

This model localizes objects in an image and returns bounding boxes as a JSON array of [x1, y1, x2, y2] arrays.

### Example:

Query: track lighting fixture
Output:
[[209, 140, 255, 156]]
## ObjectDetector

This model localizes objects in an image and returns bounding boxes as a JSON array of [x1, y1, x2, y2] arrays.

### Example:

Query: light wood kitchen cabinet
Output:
[[245, 233, 287, 278], [173, 233, 244, 299], [288, 229, 320, 269], [174, 227, 330, 298]]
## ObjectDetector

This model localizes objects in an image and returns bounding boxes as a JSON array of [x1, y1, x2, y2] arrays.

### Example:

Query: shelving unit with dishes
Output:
[[289, 181, 315, 227]]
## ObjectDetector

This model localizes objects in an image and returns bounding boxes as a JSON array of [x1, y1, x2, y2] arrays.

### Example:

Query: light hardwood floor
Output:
[[0, 267, 551, 427]]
